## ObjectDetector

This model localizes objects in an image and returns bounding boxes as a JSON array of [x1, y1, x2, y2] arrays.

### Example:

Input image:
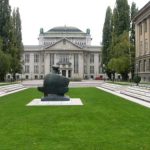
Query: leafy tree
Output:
[[102, 7, 113, 79], [0, 0, 12, 53], [0, 38, 10, 81], [102, 6, 112, 66], [10, 8, 23, 80], [107, 0, 130, 80], [113, 0, 130, 36], [0, 0, 23, 81], [130, 2, 138, 79], [108, 31, 130, 80]]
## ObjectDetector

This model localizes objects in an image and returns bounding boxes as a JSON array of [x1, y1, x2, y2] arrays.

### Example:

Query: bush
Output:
[[70, 77, 82, 81], [133, 75, 141, 85]]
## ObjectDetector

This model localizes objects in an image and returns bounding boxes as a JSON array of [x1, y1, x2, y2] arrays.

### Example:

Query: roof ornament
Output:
[[40, 28, 44, 34], [86, 28, 90, 35]]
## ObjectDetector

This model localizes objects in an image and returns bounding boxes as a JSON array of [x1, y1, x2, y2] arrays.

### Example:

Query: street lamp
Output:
[[129, 31, 132, 80], [136, 63, 138, 76], [102, 64, 106, 81]]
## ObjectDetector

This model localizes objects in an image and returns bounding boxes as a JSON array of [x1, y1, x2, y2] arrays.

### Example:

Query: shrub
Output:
[[133, 75, 141, 85], [70, 77, 82, 81]]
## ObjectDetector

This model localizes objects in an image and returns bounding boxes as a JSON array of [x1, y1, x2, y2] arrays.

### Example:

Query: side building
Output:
[[133, 1, 150, 82], [22, 26, 103, 80]]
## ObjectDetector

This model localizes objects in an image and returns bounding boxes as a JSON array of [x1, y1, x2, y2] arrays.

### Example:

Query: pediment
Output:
[[44, 38, 83, 51]]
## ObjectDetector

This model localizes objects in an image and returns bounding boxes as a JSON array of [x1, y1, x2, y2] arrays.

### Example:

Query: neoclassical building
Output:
[[133, 1, 150, 82], [22, 26, 102, 80]]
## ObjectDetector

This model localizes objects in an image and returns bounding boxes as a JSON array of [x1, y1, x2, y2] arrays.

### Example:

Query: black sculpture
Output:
[[38, 66, 70, 101]]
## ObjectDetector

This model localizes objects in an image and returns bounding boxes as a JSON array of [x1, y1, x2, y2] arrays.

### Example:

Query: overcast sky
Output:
[[9, 0, 149, 46]]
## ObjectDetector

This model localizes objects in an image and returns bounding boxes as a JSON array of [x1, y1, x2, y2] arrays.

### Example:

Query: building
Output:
[[133, 1, 150, 82], [22, 26, 102, 80]]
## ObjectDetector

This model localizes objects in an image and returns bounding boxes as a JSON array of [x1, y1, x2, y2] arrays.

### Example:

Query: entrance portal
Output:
[[62, 70, 66, 77]]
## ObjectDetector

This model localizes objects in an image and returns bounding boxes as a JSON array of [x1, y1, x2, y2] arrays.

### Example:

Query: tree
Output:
[[130, 2, 138, 79], [10, 8, 23, 80], [108, 31, 130, 80], [102, 7, 113, 79], [0, 0, 23, 81], [0, 38, 10, 81], [102, 6, 112, 66], [0, 0, 12, 53], [113, 0, 130, 36], [107, 0, 130, 80]]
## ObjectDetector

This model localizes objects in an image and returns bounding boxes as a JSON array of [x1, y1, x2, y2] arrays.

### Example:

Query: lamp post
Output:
[[102, 64, 106, 81], [129, 31, 132, 80], [136, 63, 138, 77]]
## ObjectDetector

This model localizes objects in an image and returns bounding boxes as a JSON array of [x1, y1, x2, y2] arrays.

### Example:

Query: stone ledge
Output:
[[27, 98, 83, 106]]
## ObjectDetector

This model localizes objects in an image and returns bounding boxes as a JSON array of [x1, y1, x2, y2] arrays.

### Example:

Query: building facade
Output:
[[22, 26, 102, 80], [133, 1, 150, 82]]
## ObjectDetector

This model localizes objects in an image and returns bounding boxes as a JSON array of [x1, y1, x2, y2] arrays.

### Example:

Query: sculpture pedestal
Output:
[[27, 98, 83, 106], [41, 94, 70, 101]]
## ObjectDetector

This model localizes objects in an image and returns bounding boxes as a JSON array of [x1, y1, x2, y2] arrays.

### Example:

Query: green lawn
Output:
[[0, 87, 150, 150]]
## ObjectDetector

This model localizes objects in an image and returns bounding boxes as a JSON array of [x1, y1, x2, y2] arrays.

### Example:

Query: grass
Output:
[[0, 87, 150, 150]]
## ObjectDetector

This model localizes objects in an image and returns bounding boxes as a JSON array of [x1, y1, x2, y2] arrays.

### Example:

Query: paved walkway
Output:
[[97, 83, 150, 108], [22, 80, 104, 87], [0, 84, 27, 97]]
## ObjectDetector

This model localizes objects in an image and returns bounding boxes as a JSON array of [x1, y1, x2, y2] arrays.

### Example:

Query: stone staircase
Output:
[[0, 84, 27, 97], [99, 83, 124, 93], [99, 83, 150, 103], [120, 86, 150, 103]]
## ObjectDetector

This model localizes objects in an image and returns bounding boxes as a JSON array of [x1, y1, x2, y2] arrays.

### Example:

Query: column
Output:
[[44, 53, 49, 75], [148, 17, 150, 54], [78, 53, 84, 78], [94, 53, 98, 77], [142, 22, 145, 55], [66, 70, 68, 78], [135, 24, 139, 57], [30, 53, 34, 79]]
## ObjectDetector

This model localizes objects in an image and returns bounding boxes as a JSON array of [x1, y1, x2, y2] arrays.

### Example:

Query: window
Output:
[[59, 54, 69, 63], [143, 60, 146, 72], [25, 75, 29, 79], [84, 54, 87, 64], [145, 39, 148, 53], [99, 54, 101, 63], [50, 54, 54, 72], [25, 65, 29, 73], [139, 60, 141, 72], [84, 65, 87, 74], [140, 41, 143, 55], [90, 54, 94, 63], [74, 54, 78, 73], [41, 65, 45, 74], [139, 23, 142, 35], [144, 19, 147, 32], [90, 66, 94, 74], [149, 59, 150, 71], [34, 54, 39, 63], [99, 65, 101, 74], [34, 65, 39, 73], [25, 54, 30, 63], [41, 54, 44, 62]]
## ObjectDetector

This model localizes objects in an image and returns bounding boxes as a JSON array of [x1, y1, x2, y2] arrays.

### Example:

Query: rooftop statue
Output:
[[38, 66, 70, 101]]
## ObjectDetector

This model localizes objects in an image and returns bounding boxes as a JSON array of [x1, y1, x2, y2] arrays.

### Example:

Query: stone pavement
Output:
[[22, 79, 104, 87], [0, 84, 27, 97], [27, 98, 83, 106], [98, 83, 150, 108]]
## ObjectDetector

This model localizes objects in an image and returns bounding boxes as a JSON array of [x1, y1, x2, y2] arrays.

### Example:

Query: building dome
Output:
[[47, 26, 83, 33]]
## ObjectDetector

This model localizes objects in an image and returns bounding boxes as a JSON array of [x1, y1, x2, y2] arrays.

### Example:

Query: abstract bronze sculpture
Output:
[[38, 66, 70, 101]]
